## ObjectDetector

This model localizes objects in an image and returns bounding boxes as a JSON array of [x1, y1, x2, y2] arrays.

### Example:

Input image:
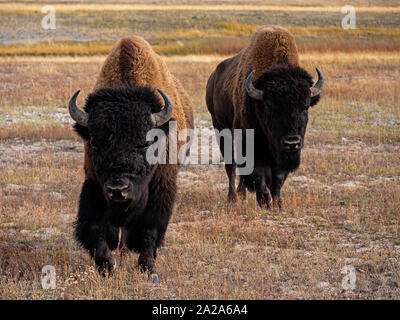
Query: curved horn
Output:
[[151, 89, 173, 127], [245, 70, 263, 101], [68, 90, 88, 127], [310, 67, 325, 97]]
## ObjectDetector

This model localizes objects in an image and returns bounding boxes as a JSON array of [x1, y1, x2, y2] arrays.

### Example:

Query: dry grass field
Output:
[[0, 0, 399, 300]]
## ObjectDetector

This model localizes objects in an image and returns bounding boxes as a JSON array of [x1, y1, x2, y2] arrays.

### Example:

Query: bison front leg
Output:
[[138, 205, 174, 273], [138, 228, 158, 272], [221, 136, 237, 202], [75, 180, 117, 275], [134, 169, 177, 274], [213, 121, 237, 202], [77, 222, 117, 276], [225, 163, 238, 202], [137, 207, 172, 273], [255, 180, 272, 208], [92, 228, 116, 275], [253, 166, 272, 208], [270, 171, 288, 209]]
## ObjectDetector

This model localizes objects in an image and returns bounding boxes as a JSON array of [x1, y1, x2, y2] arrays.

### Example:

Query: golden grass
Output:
[[0, 55, 107, 63], [0, 41, 114, 56], [217, 23, 400, 37], [1, 22, 399, 57], [2, 37, 399, 57], [0, 123, 76, 140], [1, 51, 399, 63]]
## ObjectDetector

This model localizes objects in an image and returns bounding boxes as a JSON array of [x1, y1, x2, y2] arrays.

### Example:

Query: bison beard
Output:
[[280, 151, 301, 172]]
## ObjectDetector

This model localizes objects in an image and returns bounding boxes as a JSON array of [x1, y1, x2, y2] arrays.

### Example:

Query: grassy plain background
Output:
[[0, 1, 399, 299]]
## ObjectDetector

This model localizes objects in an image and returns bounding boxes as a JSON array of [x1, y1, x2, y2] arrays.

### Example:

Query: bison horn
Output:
[[310, 67, 325, 97], [68, 90, 88, 127], [152, 89, 173, 127], [245, 70, 264, 101]]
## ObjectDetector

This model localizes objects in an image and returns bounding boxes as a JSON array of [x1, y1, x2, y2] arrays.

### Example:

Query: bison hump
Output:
[[247, 26, 300, 79]]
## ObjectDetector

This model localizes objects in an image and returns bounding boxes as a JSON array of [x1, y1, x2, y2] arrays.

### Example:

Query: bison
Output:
[[206, 26, 324, 208], [68, 36, 193, 274]]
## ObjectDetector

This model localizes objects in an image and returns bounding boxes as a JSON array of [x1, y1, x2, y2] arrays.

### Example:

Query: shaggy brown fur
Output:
[[94, 36, 192, 131], [224, 26, 299, 121], [83, 36, 194, 180]]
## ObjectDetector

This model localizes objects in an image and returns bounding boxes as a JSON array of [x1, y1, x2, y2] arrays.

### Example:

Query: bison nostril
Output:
[[281, 135, 302, 151], [284, 140, 299, 145], [105, 184, 130, 200]]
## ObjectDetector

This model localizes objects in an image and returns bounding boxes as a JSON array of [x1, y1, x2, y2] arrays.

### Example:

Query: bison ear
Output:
[[310, 94, 321, 107], [74, 123, 90, 140]]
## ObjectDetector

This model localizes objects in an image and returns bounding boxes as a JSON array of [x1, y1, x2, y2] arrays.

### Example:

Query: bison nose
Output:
[[105, 182, 130, 201], [281, 135, 302, 152]]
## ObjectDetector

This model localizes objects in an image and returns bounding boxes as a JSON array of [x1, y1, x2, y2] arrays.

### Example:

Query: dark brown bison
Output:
[[68, 36, 193, 274], [206, 26, 324, 208]]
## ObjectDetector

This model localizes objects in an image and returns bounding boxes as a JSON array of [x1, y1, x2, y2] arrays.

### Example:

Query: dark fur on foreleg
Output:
[[74, 179, 118, 275]]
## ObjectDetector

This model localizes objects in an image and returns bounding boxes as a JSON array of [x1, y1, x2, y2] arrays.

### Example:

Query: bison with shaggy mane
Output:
[[206, 26, 324, 208], [68, 36, 193, 274]]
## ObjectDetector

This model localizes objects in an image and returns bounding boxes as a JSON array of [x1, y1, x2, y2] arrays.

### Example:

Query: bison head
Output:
[[245, 65, 324, 171], [68, 85, 173, 204]]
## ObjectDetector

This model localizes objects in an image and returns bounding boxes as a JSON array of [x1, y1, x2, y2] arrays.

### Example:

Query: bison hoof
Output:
[[95, 254, 116, 276], [256, 190, 272, 208], [272, 196, 282, 210], [227, 192, 238, 203], [138, 253, 155, 273]]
